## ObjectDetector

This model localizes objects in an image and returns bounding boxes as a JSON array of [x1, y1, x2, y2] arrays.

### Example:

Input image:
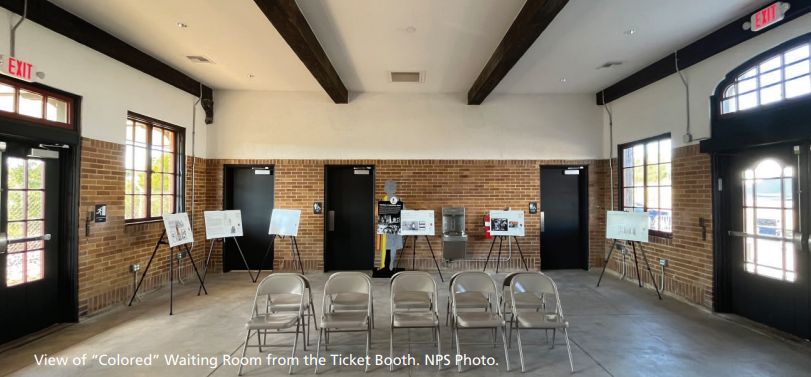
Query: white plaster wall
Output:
[[209, 91, 603, 160], [0, 10, 207, 157], [603, 13, 811, 158]]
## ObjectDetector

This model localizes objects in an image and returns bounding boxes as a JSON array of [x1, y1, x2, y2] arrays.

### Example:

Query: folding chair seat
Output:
[[389, 271, 441, 372], [445, 272, 490, 327]]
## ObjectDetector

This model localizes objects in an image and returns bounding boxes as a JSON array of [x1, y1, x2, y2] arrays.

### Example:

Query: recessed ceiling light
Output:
[[559, 78, 567, 82], [177, 23, 188, 28], [247, 74, 255, 78], [624, 29, 635, 35], [405, 26, 416, 33]]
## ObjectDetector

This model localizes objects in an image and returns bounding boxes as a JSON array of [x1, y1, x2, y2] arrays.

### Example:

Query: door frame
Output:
[[0, 82, 82, 325], [323, 165, 375, 272], [222, 164, 275, 271], [539, 165, 590, 270]]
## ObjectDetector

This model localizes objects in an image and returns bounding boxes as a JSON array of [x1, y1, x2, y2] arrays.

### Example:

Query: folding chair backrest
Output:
[[511, 273, 562, 313], [324, 272, 370, 295], [391, 272, 436, 294], [453, 272, 497, 295], [257, 273, 305, 296], [502, 271, 537, 289]]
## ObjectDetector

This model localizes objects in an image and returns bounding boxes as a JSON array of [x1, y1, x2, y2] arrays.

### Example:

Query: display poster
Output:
[[489, 210, 525, 236], [400, 210, 435, 236], [163, 212, 194, 247], [377, 201, 403, 235], [204, 210, 243, 239], [606, 211, 649, 242], [269, 209, 301, 236]]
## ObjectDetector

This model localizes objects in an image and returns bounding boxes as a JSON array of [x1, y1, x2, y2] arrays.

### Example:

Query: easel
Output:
[[597, 239, 662, 300], [395, 235, 444, 282], [256, 234, 305, 281], [128, 230, 209, 314], [198, 236, 255, 295], [482, 235, 529, 273]]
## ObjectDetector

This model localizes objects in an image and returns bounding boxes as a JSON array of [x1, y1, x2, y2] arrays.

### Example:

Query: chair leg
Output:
[[551, 328, 556, 349], [445, 300, 450, 326], [365, 320, 371, 373], [500, 325, 511, 372], [564, 328, 574, 373], [389, 324, 395, 372], [238, 330, 251, 376], [289, 320, 300, 375], [258, 329, 263, 353], [516, 326, 525, 373], [454, 325, 462, 373], [436, 324, 442, 371], [314, 328, 323, 374], [508, 313, 514, 348]]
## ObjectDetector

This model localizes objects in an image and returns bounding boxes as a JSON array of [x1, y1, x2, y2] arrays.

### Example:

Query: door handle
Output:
[[540, 212, 545, 232], [0, 233, 52, 254], [328, 211, 335, 231]]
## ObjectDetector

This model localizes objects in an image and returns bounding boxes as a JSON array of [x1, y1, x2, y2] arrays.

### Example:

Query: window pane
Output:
[[745, 208, 755, 233], [724, 84, 736, 97], [785, 241, 794, 271], [660, 187, 672, 209], [623, 168, 633, 187], [0, 83, 14, 112], [646, 142, 659, 164], [624, 188, 634, 207], [755, 160, 781, 178], [756, 179, 781, 208], [8, 191, 24, 221], [785, 75, 811, 98], [125, 195, 133, 220], [163, 174, 173, 194], [163, 153, 174, 173], [756, 239, 782, 269], [151, 195, 162, 218], [784, 166, 794, 177], [744, 180, 754, 206], [745, 238, 754, 263], [126, 120, 134, 142], [26, 251, 43, 282], [721, 98, 737, 114], [634, 188, 644, 207], [8, 221, 24, 240], [632, 145, 644, 166], [650, 211, 659, 231], [739, 92, 757, 110], [46, 97, 68, 123], [134, 147, 147, 171], [760, 56, 781, 73], [152, 173, 162, 194], [163, 131, 174, 152], [659, 164, 672, 186], [152, 128, 163, 147], [659, 210, 672, 233], [125, 171, 133, 194], [163, 195, 174, 215], [738, 77, 757, 93], [134, 195, 147, 218], [784, 178, 793, 208], [785, 60, 809, 80], [27, 221, 43, 250], [18, 90, 43, 118], [745, 169, 755, 179], [647, 186, 659, 208], [134, 172, 147, 194], [785, 45, 809, 64], [28, 160, 43, 189], [757, 208, 782, 236], [152, 150, 164, 172], [785, 209, 794, 239], [659, 139, 671, 163], [7, 157, 25, 189], [623, 148, 633, 167], [760, 69, 781, 87], [7, 253, 24, 286], [134, 123, 148, 145], [125, 145, 134, 169], [758, 265, 784, 280], [647, 165, 659, 186], [740, 67, 757, 80], [760, 84, 782, 105], [633, 167, 644, 187], [28, 191, 43, 219]]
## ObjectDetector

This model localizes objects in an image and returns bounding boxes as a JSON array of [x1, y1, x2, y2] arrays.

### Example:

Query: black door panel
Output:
[[540, 167, 587, 270], [224, 167, 274, 272], [325, 166, 374, 271]]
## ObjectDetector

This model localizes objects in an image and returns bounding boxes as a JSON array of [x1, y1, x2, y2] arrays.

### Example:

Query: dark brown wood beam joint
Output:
[[467, 0, 569, 105], [254, 0, 348, 104], [0, 0, 215, 124]]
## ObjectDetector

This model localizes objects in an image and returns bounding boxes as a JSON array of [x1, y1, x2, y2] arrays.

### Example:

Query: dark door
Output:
[[224, 167, 274, 272], [0, 140, 60, 344], [540, 167, 588, 270], [725, 142, 810, 339], [325, 166, 374, 271]]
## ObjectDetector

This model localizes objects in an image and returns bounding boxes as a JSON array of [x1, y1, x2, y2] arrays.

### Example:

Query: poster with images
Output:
[[269, 209, 301, 236], [400, 210, 435, 236], [204, 210, 243, 239], [377, 201, 403, 235], [163, 212, 194, 247], [489, 210, 525, 236], [605, 211, 649, 242]]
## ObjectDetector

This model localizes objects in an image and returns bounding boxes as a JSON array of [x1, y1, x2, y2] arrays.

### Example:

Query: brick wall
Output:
[[78, 138, 208, 316], [593, 144, 714, 308]]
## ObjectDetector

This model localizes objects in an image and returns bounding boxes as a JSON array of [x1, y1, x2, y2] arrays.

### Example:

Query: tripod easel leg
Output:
[[495, 237, 504, 273], [184, 243, 208, 295], [129, 230, 166, 306], [482, 236, 498, 271], [198, 239, 216, 296], [255, 235, 276, 282], [233, 238, 256, 281], [412, 236, 417, 271], [631, 242, 642, 288], [424, 236, 444, 282], [170, 246, 174, 315], [596, 240, 617, 287], [637, 242, 663, 300], [511, 236, 529, 271], [292, 237, 305, 275]]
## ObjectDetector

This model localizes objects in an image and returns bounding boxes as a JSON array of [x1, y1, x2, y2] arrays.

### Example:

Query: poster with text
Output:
[[605, 211, 649, 242], [204, 210, 243, 239], [269, 209, 301, 236], [377, 201, 403, 235], [400, 210, 435, 236], [489, 210, 525, 236], [163, 212, 193, 247]]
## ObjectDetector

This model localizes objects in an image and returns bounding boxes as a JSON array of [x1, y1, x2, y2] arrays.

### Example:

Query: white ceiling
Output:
[[49, 0, 767, 95]]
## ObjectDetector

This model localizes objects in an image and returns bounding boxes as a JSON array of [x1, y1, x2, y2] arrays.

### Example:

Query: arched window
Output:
[[721, 43, 810, 114]]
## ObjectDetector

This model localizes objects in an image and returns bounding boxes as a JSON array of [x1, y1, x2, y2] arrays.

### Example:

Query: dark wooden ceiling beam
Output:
[[0, 0, 215, 123], [467, 0, 569, 105], [596, 0, 811, 105], [254, 0, 348, 104]]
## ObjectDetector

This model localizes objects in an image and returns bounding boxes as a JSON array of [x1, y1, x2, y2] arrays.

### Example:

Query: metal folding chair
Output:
[[389, 271, 441, 372], [500, 272, 544, 346], [268, 273, 319, 347], [445, 271, 490, 329], [450, 271, 510, 372], [315, 272, 372, 373]]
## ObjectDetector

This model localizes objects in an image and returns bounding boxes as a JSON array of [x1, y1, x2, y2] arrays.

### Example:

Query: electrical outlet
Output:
[[176, 251, 187, 259], [620, 247, 628, 255], [660, 259, 668, 267], [683, 133, 693, 143], [130, 264, 140, 273]]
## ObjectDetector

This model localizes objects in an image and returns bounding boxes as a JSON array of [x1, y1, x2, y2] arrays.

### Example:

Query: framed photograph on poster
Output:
[[269, 209, 301, 236], [489, 210, 525, 236], [400, 210, 435, 236], [204, 210, 243, 239], [163, 213, 194, 247], [377, 201, 403, 235]]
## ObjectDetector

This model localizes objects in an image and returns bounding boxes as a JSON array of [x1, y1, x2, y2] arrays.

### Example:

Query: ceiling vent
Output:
[[388, 71, 425, 83], [596, 61, 623, 70], [186, 55, 216, 64]]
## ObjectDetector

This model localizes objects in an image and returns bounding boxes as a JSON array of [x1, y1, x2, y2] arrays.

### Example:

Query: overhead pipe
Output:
[[602, 90, 615, 211], [10, 0, 28, 57]]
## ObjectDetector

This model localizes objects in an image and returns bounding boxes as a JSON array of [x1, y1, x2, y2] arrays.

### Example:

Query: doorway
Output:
[[540, 166, 589, 270], [324, 166, 375, 271], [224, 166, 274, 272]]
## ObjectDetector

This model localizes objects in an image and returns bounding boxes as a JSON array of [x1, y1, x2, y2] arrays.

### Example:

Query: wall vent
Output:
[[596, 61, 623, 70], [186, 55, 216, 64], [388, 71, 424, 83]]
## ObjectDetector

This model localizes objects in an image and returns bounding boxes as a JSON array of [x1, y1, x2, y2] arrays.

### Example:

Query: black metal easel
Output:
[[482, 235, 529, 273], [198, 237, 255, 295], [128, 230, 209, 314], [597, 239, 662, 300], [256, 234, 305, 281], [395, 235, 444, 282]]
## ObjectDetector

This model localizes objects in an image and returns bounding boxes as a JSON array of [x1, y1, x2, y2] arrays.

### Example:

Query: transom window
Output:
[[742, 160, 795, 282], [0, 76, 73, 129], [6, 157, 45, 286], [721, 43, 810, 114], [620, 135, 672, 237], [124, 114, 183, 223]]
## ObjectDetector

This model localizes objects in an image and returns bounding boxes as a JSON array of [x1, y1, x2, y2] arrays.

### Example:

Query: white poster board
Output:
[[204, 210, 243, 239], [490, 210, 525, 236], [400, 210, 435, 236], [163, 212, 193, 247], [269, 209, 301, 236], [606, 211, 649, 242]]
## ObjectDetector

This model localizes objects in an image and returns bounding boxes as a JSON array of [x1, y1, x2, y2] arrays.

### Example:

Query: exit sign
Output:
[[750, 2, 788, 32]]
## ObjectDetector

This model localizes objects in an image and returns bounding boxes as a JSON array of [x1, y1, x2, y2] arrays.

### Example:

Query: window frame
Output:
[[617, 133, 673, 239], [124, 112, 185, 224], [0, 75, 75, 130]]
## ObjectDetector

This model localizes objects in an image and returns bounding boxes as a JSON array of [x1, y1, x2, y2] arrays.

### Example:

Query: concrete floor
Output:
[[2, 269, 811, 377]]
